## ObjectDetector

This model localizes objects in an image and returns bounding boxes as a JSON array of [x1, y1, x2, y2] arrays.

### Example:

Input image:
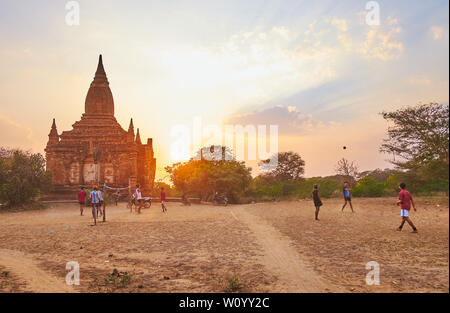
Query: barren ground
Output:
[[0, 197, 448, 293]]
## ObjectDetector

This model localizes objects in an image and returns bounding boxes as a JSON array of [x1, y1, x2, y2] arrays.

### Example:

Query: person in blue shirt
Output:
[[341, 181, 354, 213], [90, 186, 101, 226]]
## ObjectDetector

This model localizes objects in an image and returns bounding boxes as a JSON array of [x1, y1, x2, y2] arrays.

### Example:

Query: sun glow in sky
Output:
[[0, 0, 448, 180]]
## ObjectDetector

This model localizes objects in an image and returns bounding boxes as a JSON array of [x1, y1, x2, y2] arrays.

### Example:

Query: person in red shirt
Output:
[[78, 187, 86, 216], [161, 187, 167, 213], [396, 183, 418, 233]]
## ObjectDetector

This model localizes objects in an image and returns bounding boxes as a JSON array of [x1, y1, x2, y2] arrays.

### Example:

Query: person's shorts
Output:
[[344, 196, 351, 201], [401, 209, 409, 217], [92, 202, 100, 207], [314, 201, 323, 207], [79, 201, 85, 205]]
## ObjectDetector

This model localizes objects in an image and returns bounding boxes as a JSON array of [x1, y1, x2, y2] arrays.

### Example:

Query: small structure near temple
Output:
[[45, 55, 156, 197]]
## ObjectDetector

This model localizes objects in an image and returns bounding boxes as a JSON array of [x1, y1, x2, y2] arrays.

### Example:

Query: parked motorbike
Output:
[[213, 194, 228, 206]]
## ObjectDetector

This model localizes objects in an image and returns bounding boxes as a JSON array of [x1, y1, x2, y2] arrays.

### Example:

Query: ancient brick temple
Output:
[[45, 55, 156, 195]]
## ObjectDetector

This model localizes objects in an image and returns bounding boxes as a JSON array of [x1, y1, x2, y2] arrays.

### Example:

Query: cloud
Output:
[[331, 18, 348, 32], [156, 25, 340, 116], [227, 105, 340, 136], [359, 17, 403, 60], [430, 26, 445, 40]]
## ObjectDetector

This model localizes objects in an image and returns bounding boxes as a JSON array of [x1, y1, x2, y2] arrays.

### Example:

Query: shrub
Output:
[[352, 177, 385, 197], [0, 149, 52, 207]]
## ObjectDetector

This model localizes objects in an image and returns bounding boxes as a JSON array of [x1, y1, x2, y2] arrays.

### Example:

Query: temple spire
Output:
[[135, 128, 142, 145], [95, 54, 107, 78], [47, 118, 59, 145], [85, 54, 114, 115], [128, 118, 135, 134]]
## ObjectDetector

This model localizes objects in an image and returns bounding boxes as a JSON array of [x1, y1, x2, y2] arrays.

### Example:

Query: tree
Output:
[[358, 168, 398, 182], [335, 158, 359, 179], [258, 151, 305, 183], [380, 103, 449, 181], [0, 148, 52, 207], [165, 146, 252, 203]]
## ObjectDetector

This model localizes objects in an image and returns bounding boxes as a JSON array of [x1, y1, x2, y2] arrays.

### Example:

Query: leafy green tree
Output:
[[0, 148, 52, 206], [380, 103, 449, 181], [259, 151, 305, 183], [165, 147, 252, 203]]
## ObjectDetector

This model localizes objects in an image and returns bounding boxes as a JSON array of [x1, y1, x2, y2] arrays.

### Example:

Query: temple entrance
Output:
[[83, 162, 98, 185]]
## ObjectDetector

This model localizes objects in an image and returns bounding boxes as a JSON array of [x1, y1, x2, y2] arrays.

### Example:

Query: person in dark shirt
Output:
[[312, 184, 323, 221], [341, 181, 354, 213], [396, 183, 418, 233]]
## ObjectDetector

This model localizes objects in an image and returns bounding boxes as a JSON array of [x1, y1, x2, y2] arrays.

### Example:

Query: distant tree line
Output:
[[1, 103, 447, 207], [164, 103, 448, 202]]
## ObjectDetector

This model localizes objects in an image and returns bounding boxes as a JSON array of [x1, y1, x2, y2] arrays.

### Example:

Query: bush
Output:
[[352, 177, 385, 197], [0, 149, 52, 207], [385, 172, 449, 196]]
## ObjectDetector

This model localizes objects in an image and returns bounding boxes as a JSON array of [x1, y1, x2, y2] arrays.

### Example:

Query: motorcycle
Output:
[[213, 194, 228, 206], [127, 196, 152, 209], [181, 194, 191, 206]]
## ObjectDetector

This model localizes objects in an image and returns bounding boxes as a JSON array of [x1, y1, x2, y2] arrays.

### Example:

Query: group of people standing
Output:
[[77, 184, 168, 226], [312, 181, 418, 233], [77, 186, 105, 226]]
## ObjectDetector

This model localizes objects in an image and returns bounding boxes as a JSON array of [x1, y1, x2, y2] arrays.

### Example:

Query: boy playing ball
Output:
[[396, 182, 418, 233]]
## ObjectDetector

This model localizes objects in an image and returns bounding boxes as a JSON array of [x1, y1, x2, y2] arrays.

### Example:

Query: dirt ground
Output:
[[0, 197, 448, 293]]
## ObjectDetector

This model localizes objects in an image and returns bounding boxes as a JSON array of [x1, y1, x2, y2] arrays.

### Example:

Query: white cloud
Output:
[[155, 25, 340, 118], [331, 18, 348, 32], [430, 26, 445, 40], [227, 105, 340, 136], [359, 17, 403, 60]]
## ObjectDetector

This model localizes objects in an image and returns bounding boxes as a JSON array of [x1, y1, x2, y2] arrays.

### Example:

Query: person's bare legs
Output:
[[349, 200, 354, 213], [341, 200, 347, 211], [137, 200, 142, 214], [405, 217, 417, 230], [397, 217, 418, 232], [315, 206, 320, 220], [80, 204, 84, 216], [92, 205, 97, 226]]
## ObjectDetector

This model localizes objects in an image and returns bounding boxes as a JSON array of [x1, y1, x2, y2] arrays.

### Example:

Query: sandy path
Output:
[[232, 207, 336, 292], [0, 249, 76, 293]]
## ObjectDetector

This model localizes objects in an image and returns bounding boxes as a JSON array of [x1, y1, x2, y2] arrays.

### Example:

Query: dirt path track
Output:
[[0, 249, 75, 293], [232, 208, 338, 292]]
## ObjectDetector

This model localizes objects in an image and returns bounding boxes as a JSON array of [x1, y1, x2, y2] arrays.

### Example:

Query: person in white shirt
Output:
[[135, 184, 143, 214]]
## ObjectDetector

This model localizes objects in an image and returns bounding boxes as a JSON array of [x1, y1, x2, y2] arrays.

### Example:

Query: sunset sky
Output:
[[0, 0, 448, 181]]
